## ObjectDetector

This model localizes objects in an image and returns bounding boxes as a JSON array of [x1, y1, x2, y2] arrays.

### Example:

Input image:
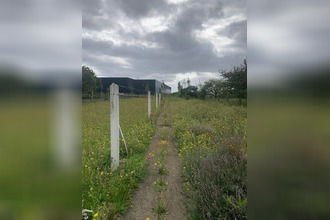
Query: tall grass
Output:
[[171, 98, 247, 219], [82, 98, 159, 219]]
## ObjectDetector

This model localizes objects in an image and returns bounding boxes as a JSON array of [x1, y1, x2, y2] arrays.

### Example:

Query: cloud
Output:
[[82, 0, 247, 92]]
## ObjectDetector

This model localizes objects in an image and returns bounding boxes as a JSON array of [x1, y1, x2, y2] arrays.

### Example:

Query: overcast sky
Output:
[[82, 0, 246, 92]]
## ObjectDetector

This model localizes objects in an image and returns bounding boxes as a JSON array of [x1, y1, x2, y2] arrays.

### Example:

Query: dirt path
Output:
[[120, 104, 187, 220], [162, 107, 187, 220]]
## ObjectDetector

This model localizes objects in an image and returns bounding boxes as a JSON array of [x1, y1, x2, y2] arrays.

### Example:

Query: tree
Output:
[[201, 79, 225, 99], [220, 59, 247, 103], [178, 82, 183, 95], [180, 85, 198, 99], [82, 66, 102, 93]]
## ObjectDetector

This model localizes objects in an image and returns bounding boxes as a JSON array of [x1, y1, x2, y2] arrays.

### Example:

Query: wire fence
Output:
[[82, 83, 168, 103]]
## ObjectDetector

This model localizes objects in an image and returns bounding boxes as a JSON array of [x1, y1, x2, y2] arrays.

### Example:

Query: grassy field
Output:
[[170, 98, 247, 219], [82, 98, 159, 219], [0, 97, 80, 220], [82, 97, 247, 219]]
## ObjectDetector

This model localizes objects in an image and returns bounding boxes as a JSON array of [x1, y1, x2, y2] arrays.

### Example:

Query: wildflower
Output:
[[93, 212, 99, 217], [147, 156, 151, 160], [154, 181, 157, 185], [121, 169, 124, 173], [131, 171, 134, 174], [154, 167, 158, 171], [101, 171, 104, 175], [90, 187, 93, 191], [146, 218, 150, 220], [154, 162, 157, 166]]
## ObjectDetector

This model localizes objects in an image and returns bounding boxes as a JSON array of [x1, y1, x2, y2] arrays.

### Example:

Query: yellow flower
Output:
[[101, 171, 104, 175], [146, 218, 150, 220], [90, 187, 93, 191], [153, 181, 157, 185], [154, 163, 157, 166], [93, 212, 99, 217], [131, 171, 134, 174]]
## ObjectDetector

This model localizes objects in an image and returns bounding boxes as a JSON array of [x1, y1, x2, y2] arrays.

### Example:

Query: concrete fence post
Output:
[[159, 93, 161, 105], [156, 92, 158, 108], [148, 91, 151, 118], [110, 83, 119, 171]]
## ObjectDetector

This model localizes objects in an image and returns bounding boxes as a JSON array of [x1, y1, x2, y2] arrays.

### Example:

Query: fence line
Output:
[[82, 93, 167, 100], [109, 83, 162, 170]]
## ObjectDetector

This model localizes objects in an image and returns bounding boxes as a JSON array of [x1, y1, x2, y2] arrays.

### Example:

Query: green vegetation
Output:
[[82, 66, 102, 94], [177, 59, 247, 104], [171, 98, 247, 219], [152, 201, 168, 219], [82, 98, 159, 219], [82, 96, 247, 219], [0, 98, 80, 219]]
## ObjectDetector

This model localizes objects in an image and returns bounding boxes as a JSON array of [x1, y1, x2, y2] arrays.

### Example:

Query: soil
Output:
[[119, 105, 187, 220]]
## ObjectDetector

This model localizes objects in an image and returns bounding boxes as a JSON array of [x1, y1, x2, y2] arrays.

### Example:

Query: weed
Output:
[[82, 99, 158, 217], [152, 201, 168, 219], [159, 128, 168, 140], [155, 178, 167, 192], [170, 98, 247, 219]]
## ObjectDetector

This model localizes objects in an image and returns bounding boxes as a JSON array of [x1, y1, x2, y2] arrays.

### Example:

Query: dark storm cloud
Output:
[[115, 0, 170, 19], [220, 20, 247, 46], [83, 0, 247, 91]]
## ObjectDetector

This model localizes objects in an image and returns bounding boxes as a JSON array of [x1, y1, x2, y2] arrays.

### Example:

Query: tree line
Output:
[[176, 59, 247, 104], [82, 66, 102, 94]]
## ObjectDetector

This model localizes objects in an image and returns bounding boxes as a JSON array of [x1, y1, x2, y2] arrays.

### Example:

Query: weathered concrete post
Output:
[[110, 83, 119, 170], [148, 91, 151, 118], [156, 92, 158, 108]]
